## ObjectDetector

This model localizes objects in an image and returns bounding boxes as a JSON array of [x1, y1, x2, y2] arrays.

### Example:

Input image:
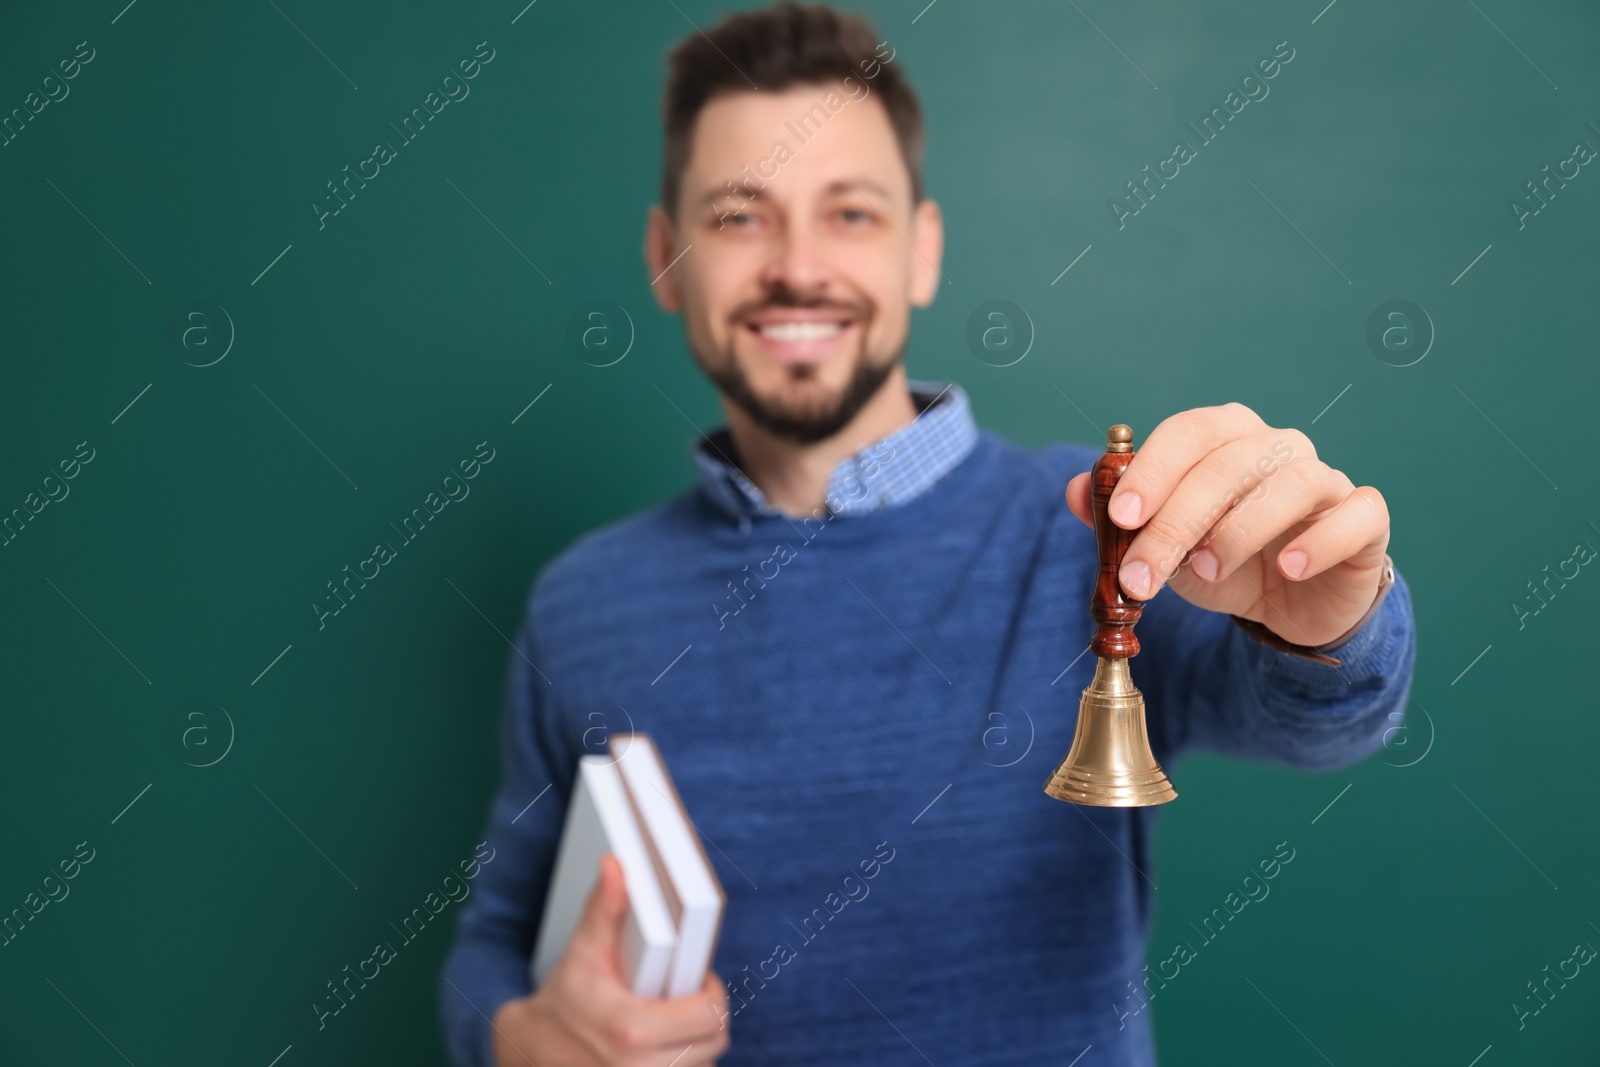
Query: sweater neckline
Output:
[[702, 432, 1007, 549]]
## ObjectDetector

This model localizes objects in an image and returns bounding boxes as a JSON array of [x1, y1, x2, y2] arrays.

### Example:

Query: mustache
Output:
[[730, 292, 873, 324]]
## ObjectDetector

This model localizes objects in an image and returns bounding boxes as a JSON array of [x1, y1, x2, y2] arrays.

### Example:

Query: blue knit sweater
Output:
[[438, 428, 1416, 1066]]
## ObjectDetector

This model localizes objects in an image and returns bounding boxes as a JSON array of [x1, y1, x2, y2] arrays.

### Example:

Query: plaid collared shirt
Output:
[[691, 379, 979, 529]]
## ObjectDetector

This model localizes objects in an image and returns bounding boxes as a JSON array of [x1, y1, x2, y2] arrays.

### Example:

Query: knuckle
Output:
[[1141, 514, 1193, 572], [1151, 408, 1189, 435], [1207, 506, 1253, 556], [602, 1016, 646, 1053], [1142, 412, 1187, 455], [1142, 512, 1189, 550], [1182, 402, 1253, 442], [1278, 455, 1322, 492], [1221, 400, 1261, 425], [1168, 407, 1215, 447], [1126, 446, 1165, 485], [1194, 406, 1226, 432], [1126, 455, 1172, 503], [1280, 427, 1316, 461], [1350, 484, 1388, 521], [1238, 463, 1273, 503]]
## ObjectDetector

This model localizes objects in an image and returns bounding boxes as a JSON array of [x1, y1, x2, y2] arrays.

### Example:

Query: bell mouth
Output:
[[1043, 764, 1177, 806]]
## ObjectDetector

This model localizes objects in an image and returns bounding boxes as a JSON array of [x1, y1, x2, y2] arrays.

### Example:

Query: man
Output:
[[439, 3, 1415, 1065]]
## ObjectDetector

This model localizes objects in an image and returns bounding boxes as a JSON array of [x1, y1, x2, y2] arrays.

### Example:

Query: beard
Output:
[[690, 291, 903, 445]]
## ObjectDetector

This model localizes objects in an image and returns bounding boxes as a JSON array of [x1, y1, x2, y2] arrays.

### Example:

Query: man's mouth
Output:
[[754, 321, 845, 342], [742, 311, 858, 363]]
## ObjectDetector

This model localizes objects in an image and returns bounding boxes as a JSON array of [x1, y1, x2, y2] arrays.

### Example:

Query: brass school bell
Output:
[[1044, 424, 1177, 807]]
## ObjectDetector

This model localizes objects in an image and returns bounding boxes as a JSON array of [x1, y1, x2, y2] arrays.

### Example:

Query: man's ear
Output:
[[908, 197, 944, 308], [644, 205, 683, 313]]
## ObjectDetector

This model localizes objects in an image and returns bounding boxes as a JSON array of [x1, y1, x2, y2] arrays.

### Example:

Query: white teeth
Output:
[[758, 321, 843, 342]]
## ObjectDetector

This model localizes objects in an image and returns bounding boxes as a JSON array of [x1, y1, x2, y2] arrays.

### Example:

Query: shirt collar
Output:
[[690, 379, 978, 528]]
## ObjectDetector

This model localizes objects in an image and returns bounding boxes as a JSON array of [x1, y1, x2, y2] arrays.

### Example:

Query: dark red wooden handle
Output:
[[1089, 426, 1142, 658]]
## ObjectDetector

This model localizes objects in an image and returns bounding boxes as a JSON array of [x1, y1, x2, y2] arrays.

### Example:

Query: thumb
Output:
[[571, 852, 629, 973], [1065, 472, 1092, 527]]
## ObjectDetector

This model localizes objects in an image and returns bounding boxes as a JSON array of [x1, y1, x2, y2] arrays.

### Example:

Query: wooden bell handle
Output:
[[1089, 424, 1142, 658]]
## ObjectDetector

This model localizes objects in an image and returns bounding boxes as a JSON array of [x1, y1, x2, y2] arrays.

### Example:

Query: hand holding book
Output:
[[490, 854, 730, 1066]]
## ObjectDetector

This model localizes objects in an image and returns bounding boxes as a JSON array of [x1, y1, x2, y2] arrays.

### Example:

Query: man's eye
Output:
[[837, 207, 874, 225]]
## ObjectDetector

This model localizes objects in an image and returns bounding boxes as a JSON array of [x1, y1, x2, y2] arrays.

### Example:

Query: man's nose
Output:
[[760, 220, 828, 295]]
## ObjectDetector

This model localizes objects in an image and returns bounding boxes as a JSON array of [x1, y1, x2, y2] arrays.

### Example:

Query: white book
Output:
[[611, 733, 727, 997], [531, 755, 676, 995]]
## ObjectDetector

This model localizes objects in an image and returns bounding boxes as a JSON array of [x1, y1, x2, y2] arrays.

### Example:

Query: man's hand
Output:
[[490, 853, 731, 1067], [1065, 403, 1391, 648]]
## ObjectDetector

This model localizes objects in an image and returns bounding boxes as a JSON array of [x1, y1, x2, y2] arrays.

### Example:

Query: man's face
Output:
[[647, 83, 942, 443]]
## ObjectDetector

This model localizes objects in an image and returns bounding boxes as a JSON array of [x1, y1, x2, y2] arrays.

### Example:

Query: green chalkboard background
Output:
[[1, 0, 1596, 1063]]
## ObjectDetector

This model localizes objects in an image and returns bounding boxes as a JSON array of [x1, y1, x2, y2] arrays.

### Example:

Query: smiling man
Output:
[[438, 4, 1417, 1066]]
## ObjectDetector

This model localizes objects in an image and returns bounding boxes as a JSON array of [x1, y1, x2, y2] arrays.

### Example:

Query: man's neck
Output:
[[721, 366, 919, 518]]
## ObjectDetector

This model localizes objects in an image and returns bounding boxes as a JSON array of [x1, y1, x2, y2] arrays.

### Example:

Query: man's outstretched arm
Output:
[[1136, 564, 1416, 768], [1061, 402, 1416, 768]]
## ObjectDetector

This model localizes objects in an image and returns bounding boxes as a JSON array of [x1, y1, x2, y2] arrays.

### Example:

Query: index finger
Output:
[[616, 973, 731, 1048], [1106, 403, 1266, 532]]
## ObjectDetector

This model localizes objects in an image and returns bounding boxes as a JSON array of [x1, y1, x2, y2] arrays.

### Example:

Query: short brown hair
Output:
[[659, 1, 924, 219]]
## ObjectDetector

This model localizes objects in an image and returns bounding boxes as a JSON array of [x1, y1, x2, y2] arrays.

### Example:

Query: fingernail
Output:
[[1280, 550, 1308, 579], [1122, 560, 1152, 598], [1191, 547, 1219, 581], [1109, 492, 1141, 527]]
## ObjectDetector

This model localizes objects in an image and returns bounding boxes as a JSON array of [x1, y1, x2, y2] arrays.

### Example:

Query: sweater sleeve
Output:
[[438, 589, 575, 1066], [1137, 564, 1418, 769]]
